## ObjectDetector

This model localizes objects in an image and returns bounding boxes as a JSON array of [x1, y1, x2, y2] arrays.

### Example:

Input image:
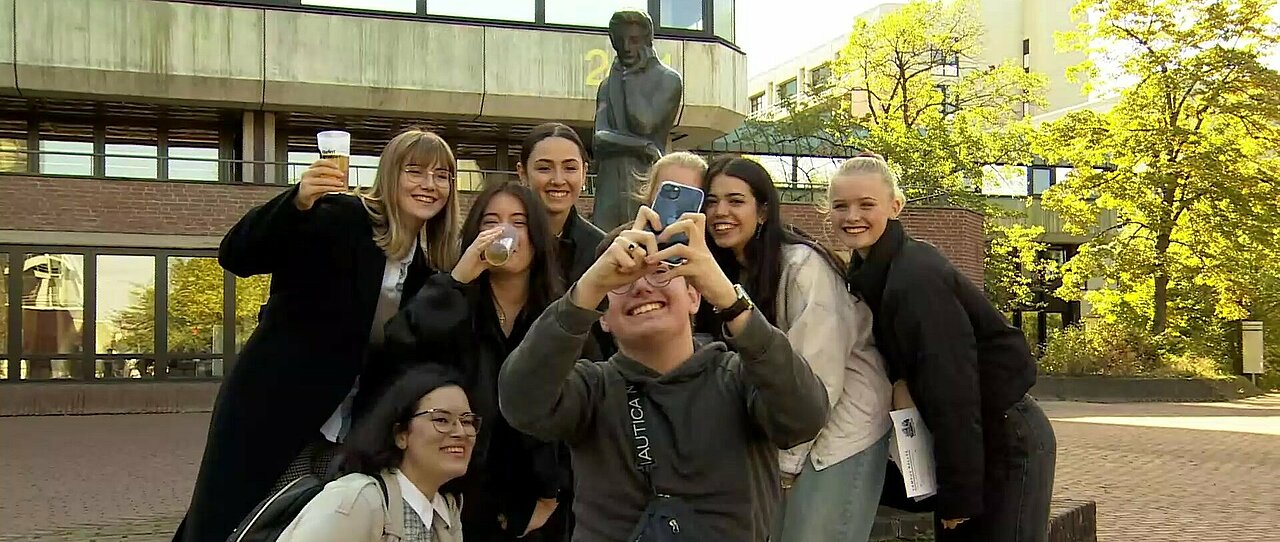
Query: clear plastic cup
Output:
[[483, 224, 518, 266], [316, 130, 351, 178]]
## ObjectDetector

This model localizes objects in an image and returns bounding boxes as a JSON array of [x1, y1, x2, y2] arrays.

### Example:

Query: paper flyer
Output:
[[889, 407, 938, 501]]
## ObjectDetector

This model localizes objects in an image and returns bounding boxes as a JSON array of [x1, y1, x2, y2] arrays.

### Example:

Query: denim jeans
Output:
[[773, 432, 889, 542], [935, 395, 1057, 542]]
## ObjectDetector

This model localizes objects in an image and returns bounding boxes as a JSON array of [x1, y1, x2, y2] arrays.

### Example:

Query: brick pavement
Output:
[[0, 396, 1276, 541]]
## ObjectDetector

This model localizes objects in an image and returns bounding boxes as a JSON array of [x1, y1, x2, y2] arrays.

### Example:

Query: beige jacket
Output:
[[776, 244, 893, 475], [277, 471, 463, 542]]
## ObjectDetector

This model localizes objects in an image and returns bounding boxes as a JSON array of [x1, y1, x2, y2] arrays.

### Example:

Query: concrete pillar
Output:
[[240, 111, 280, 184]]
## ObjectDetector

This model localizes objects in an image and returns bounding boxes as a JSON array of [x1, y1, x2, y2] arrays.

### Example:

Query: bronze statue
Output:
[[591, 10, 684, 230]]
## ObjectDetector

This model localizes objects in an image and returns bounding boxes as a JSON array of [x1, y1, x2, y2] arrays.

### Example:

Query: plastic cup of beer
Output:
[[316, 130, 351, 181], [483, 224, 518, 266]]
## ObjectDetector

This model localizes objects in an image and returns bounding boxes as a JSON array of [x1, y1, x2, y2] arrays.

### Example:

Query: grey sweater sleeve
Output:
[[499, 292, 605, 443], [725, 307, 830, 449]]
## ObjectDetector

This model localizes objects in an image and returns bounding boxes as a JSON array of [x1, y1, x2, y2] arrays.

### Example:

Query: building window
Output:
[[545, 0, 647, 27], [778, 78, 798, 103], [931, 49, 960, 77], [809, 63, 832, 90], [936, 84, 958, 114], [1029, 166, 1054, 195], [749, 93, 765, 115], [660, 0, 704, 30], [96, 255, 156, 379], [20, 253, 85, 380], [1023, 38, 1031, 72], [713, 0, 735, 41], [428, 0, 536, 22], [302, 0, 416, 12]]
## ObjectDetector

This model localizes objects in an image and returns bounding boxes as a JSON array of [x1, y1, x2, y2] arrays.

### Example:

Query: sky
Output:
[[735, 0, 887, 77]]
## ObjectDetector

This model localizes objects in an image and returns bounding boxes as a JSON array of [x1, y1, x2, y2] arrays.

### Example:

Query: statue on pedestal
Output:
[[591, 10, 684, 230]]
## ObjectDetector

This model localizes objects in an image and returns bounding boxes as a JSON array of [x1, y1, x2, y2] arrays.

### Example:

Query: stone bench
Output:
[[871, 499, 1097, 541]]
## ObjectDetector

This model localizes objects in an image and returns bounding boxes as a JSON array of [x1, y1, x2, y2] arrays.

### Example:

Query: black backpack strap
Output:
[[625, 383, 659, 497], [375, 474, 390, 506]]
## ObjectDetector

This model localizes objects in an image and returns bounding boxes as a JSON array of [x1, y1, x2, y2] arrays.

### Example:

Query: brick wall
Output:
[[0, 175, 985, 284]]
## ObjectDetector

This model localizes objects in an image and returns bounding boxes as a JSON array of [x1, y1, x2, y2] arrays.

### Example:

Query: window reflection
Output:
[[96, 358, 156, 379], [105, 143, 159, 179], [97, 255, 156, 355], [428, 0, 535, 22], [713, 0, 734, 41], [169, 357, 223, 379], [21, 359, 76, 380], [545, 0, 647, 27], [166, 257, 223, 356], [40, 140, 93, 176], [661, 0, 703, 30], [302, 0, 416, 12], [22, 254, 84, 359], [0, 137, 29, 172], [236, 274, 271, 350], [169, 147, 220, 182]]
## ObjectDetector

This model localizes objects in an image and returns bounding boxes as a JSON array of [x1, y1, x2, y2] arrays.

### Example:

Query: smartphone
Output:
[[647, 181, 706, 264]]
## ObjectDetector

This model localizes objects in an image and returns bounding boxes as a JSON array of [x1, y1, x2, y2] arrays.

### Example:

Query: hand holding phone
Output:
[[646, 181, 705, 264]]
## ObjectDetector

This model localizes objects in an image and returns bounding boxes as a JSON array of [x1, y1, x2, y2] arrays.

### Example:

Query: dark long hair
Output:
[[520, 122, 589, 166], [341, 365, 467, 478], [702, 156, 845, 325], [460, 182, 565, 316]]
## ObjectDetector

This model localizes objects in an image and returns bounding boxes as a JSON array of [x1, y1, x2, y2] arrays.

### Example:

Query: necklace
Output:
[[490, 290, 507, 325]]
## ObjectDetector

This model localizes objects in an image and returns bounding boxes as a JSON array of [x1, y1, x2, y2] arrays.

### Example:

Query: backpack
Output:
[[224, 471, 389, 542]]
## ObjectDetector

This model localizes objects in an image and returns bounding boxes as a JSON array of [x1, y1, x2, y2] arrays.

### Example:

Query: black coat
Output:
[[383, 273, 580, 541], [847, 220, 1036, 520], [174, 186, 431, 542], [557, 207, 605, 285]]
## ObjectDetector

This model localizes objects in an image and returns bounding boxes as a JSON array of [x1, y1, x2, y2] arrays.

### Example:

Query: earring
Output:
[[754, 223, 763, 239]]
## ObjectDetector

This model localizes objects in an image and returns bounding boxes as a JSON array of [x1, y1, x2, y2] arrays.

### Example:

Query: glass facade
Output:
[[0, 247, 265, 382], [545, 0, 647, 27]]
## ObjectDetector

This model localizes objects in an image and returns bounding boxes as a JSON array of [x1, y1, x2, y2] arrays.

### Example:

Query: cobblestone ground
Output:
[[0, 395, 1276, 541]]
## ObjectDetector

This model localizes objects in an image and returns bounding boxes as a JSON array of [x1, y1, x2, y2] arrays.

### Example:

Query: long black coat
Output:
[[847, 219, 1036, 521], [383, 272, 581, 541], [173, 186, 431, 542]]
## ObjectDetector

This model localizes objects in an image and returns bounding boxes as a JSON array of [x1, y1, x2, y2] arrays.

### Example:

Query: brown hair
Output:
[[357, 129, 461, 269]]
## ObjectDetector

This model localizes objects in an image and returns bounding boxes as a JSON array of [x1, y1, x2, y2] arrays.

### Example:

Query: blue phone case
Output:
[[647, 181, 705, 264]]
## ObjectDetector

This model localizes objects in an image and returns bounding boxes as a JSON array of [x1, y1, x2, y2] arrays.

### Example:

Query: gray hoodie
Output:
[[498, 294, 829, 542]]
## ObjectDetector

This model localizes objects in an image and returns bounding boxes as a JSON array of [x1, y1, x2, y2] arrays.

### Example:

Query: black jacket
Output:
[[558, 207, 605, 285], [175, 186, 431, 542], [383, 273, 577, 541], [847, 220, 1035, 520]]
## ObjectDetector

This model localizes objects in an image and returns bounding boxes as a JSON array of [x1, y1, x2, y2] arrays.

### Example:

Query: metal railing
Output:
[[0, 148, 867, 204]]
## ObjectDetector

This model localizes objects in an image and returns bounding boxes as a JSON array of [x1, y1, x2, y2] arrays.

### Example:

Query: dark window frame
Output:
[[1, 245, 240, 383]]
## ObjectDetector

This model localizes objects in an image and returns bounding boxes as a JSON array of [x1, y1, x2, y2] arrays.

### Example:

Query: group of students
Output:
[[172, 122, 1057, 542]]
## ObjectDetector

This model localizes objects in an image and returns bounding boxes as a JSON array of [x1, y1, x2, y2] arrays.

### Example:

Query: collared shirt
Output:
[[396, 470, 453, 531]]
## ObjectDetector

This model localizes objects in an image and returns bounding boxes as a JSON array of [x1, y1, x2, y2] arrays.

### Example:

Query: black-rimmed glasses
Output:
[[610, 265, 676, 295], [410, 409, 481, 436]]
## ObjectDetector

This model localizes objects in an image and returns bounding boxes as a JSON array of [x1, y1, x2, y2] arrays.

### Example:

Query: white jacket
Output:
[[776, 244, 893, 475]]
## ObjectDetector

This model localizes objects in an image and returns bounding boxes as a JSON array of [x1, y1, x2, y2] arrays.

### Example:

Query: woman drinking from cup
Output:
[[278, 365, 474, 542], [382, 182, 572, 541], [697, 156, 892, 542], [174, 129, 462, 542], [516, 122, 604, 285], [834, 153, 1055, 542]]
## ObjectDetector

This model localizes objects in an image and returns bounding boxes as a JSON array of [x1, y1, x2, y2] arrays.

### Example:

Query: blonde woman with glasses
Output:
[[175, 129, 462, 542]]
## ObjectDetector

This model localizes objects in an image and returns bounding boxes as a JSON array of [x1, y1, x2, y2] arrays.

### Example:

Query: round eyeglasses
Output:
[[402, 166, 454, 188], [610, 265, 675, 295], [411, 409, 481, 436]]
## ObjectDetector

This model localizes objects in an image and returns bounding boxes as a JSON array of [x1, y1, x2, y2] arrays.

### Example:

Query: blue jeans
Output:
[[773, 432, 889, 542]]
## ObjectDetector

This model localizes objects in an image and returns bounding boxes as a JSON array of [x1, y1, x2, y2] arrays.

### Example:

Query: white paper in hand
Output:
[[889, 407, 938, 501]]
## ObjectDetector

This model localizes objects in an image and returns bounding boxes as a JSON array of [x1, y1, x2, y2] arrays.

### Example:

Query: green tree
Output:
[[767, 0, 1054, 310], [1033, 0, 1280, 345], [109, 258, 270, 354]]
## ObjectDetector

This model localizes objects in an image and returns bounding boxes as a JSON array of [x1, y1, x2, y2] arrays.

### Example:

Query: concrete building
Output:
[[746, 0, 1088, 120], [0, 0, 747, 384]]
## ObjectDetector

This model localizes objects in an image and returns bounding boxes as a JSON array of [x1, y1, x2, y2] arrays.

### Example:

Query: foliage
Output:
[[985, 221, 1059, 312], [108, 258, 270, 354], [1040, 319, 1223, 378], [1033, 0, 1280, 344], [764, 0, 1053, 311]]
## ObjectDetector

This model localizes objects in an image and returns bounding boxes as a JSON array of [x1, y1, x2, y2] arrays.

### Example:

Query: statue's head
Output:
[[608, 10, 655, 69]]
